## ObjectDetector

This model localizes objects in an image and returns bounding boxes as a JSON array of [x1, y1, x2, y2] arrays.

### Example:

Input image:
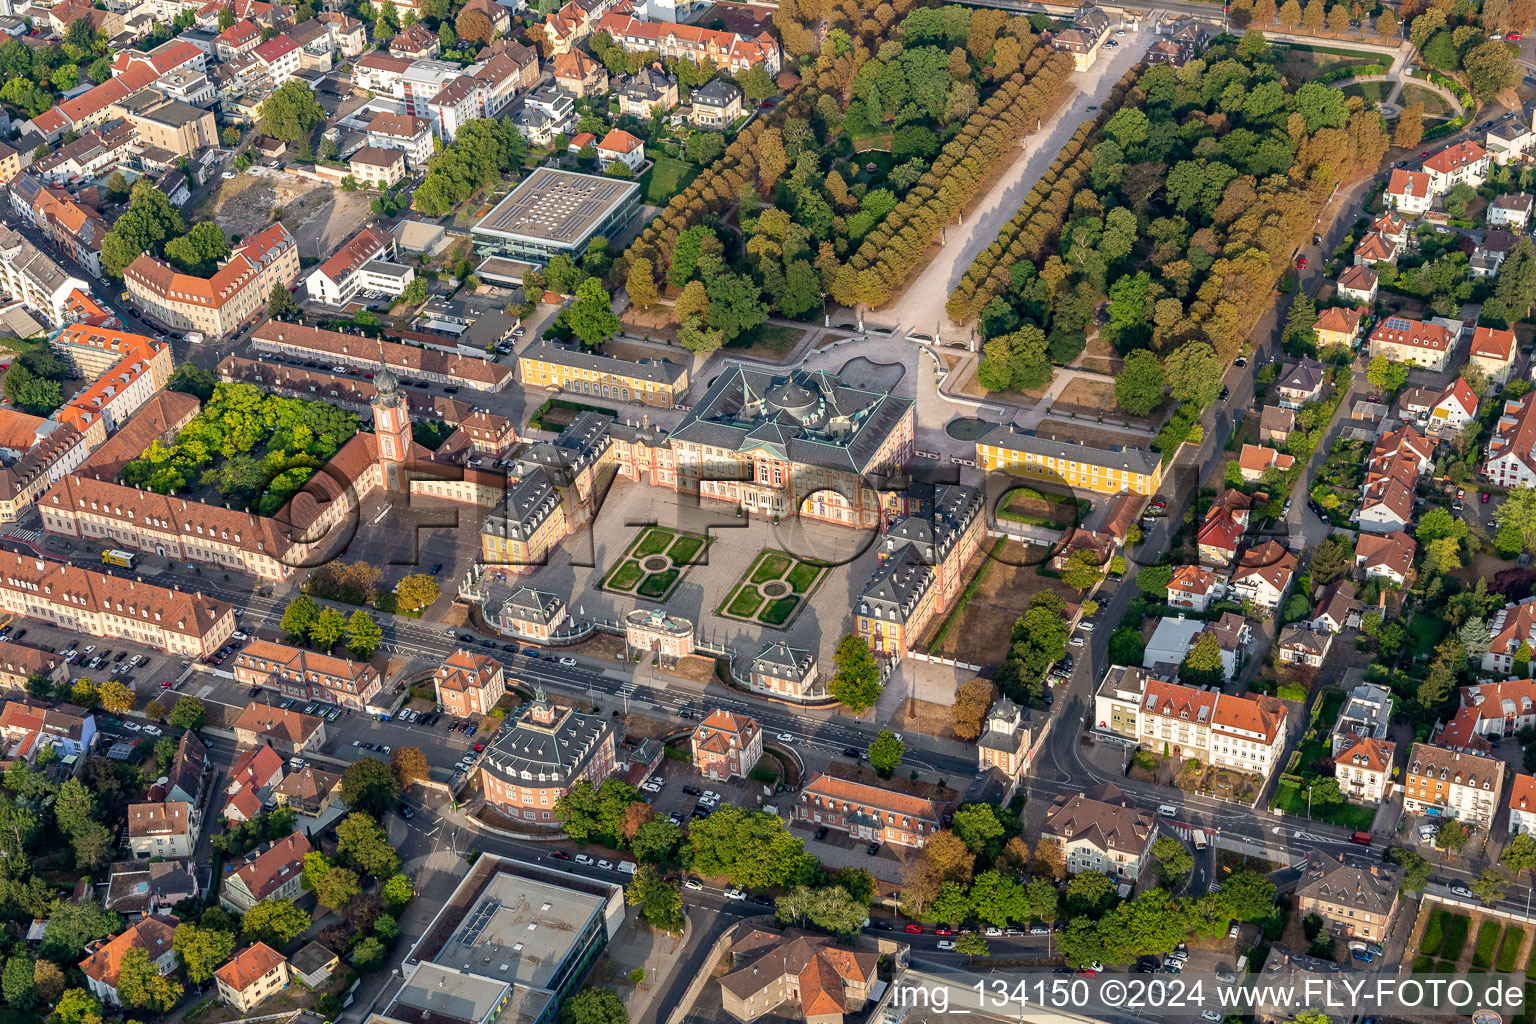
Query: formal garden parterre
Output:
[[601, 526, 710, 601], [718, 549, 829, 628]]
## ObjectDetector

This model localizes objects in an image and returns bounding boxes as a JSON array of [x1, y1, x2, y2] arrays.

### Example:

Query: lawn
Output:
[[729, 323, 804, 358], [719, 548, 826, 628], [1269, 778, 1377, 830], [1408, 612, 1447, 658], [1422, 907, 1448, 956], [1340, 81, 1389, 105], [760, 596, 799, 625], [1474, 920, 1502, 969], [1443, 913, 1471, 960], [528, 397, 619, 431], [606, 561, 643, 591], [1499, 926, 1526, 972], [727, 588, 766, 618], [1400, 83, 1454, 118], [640, 156, 700, 206], [602, 526, 707, 601]]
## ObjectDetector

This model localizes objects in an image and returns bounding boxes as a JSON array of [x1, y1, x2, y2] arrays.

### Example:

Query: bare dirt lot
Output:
[[209, 170, 374, 260], [921, 538, 1082, 661]]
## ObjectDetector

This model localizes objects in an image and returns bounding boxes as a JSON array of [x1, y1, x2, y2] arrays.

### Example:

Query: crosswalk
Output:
[[1, 527, 39, 544], [617, 680, 638, 700]]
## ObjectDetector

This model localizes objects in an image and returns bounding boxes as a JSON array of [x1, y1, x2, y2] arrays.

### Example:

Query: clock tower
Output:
[[370, 344, 411, 491]]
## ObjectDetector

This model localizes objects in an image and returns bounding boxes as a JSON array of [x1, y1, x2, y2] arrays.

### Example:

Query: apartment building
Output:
[[124, 222, 298, 338], [1228, 539, 1298, 612], [432, 649, 505, 717], [690, 710, 762, 782], [0, 224, 90, 326], [1423, 140, 1490, 193], [220, 833, 312, 912], [1368, 316, 1458, 371], [1470, 325, 1518, 384], [126, 801, 196, 858], [232, 641, 383, 710], [251, 321, 513, 391], [1332, 733, 1394, 804], [1097, 674, 1289, 780], [594, 12, 781, 75], [347, 145, 407, 190], [1040, 784, 1155, 880], [306, 225, 411, 307], [11, 176, 109, 278], [1296, 855, 1400, 941], [794, 773, 948, 849], [1403, 741, 1506, 828], [1510, 774, 1536, 836], [252, 33, 301, 85], [1486, 394, 1536, 489], [231, 703, 327, 755], [366, 112, 434, 167], [0, 553, 233, 656], [518, 340, 689, 407], [719, 931, 877, 1024], [109, 89, 218, 157], [1166, 565, 1228, 612], [1336, 265, 1378, 305], [978, 424, 1162, 495], [80, 916, 177, 1006]]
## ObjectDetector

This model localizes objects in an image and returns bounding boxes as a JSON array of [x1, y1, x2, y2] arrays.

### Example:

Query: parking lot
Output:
[[0, 616, 190, 703], [636, 747, 766, 827]]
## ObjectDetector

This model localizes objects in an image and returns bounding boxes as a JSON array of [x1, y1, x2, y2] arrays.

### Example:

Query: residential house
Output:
[[793, 773, 949, 849], [231, 703, 326, 755], [221, 833, 312, 912], [165, 730, 207, 805], [1486, 120, 1536, 166], [1276, 358, 1327, 408], [1450, 677, 1536, 741], [126, 802, 196, 859], [0, 698, 94, 764], [389, 21, 440, 59], [1260, 405, 1296, 444], [1428, 377, 1479, 436], [348, 145, 406, 190], [690, 78, 742, 129], [103, 860, 200, 919], [717, 930, 877, 1024], [1311, 579, 1363, 634], [1229, 539, 1298, 613], [1197, 504, 1245, 567], [1490, 192, 1534, 230], [1296, 855, 1400, 941], [1405, 742, 1506, 829], [1099, 675, 1289, 779], [1359, 423, 1433, 533], [215, 943, 289, 1013], [432, 649, 506, 718], [1473, 227, 1517, 277], [595, 128, 644, 171], [289, 943, 339, 988], [617, 68, 676, 117], [1470, 325, 1518, 385], [1335, 264, 1379, 305], [973, 698, 1032, 804], [1354, 232, 1399, 267], [80, 916, 178, 1006], [1277, 624, 1332, 667], [689, 710, 763, 782], [1371, 212, 1410, 246], [1423, 140, 1491, 193], [1488, 394, 1536, 489], [1166, 565, 1228, 612], [1333, 733, 1395, 804], [1354, 529, 1416, 585], [366, 112, 433, 168], [272, 766, 340, 818], [1313, 306, 1369, 350], [222, 744, 284, 823], [1385, 168, 1432, 215], [552, 48, 607, 97], [1142, 615, 1244, 682], [1237, 443, 1294, 482], [1510, 774, 1536, 836], [1039, 783, 1155, 880]]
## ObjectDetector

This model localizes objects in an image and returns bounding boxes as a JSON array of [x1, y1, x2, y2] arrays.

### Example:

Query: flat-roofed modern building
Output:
[[370, 855, 623, 1024], [471, 168, 640, 265]]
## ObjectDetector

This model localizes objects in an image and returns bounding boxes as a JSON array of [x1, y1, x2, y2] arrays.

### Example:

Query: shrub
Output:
[[1472, 920, 1500, 968]]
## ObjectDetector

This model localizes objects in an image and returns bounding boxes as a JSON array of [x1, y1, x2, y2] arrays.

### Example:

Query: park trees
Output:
[[1114, 349, 1166, 416]]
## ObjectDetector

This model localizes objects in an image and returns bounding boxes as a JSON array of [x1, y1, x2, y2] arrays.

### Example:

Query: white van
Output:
[[1158, 804, 1177, 818]]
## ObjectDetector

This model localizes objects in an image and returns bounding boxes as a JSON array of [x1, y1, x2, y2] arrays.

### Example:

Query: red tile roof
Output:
[[215, 942, 286, 992]]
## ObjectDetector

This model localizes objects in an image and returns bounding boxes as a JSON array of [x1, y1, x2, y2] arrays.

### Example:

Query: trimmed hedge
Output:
[[1499, 926, 1527, 973], [1473, 920, 1502, 969], [1443, 913, 1471, 961]]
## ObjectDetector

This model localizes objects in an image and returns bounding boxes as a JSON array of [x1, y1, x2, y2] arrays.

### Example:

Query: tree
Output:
[[351, 935, 387, 970], [1394, 102, 1425, 149], [686, 805, 815, 890], [54, 990, 102, 1024], [1497, 486, 1536, 556], [163, 221, 230, 277], [951, 679, 993, 741], [559, 987, 629, 1024], [829, 635, 881, 713], [1473, 865, 1512, 905], [675, 279, 709, 324], [1366, 355, 1409, 394], [456, 6, 492, 44], [393, 574, 439, 613], [337, 812, 402, 878], [101, 178, 185, 277], [312, 863, 361, 910], [392, 746, 429, 788], [260, 79, 325, 143], [1114, 349, 1165, 416], [1, 954, 33, 1010], [623, 258, 662, 317], [865, 730, 904, 779], [172, 924, 236, 983], [1179, 632, 1227, 689], [268, 284, 299, 319], [626, 867, 684, 932], [1152, 835, 1194, 886], [567, 277, 620, 347], [1164, 341, 1225, 408], [70, 678, 99, 708], [1464, 39, 1519, 100], [242, 898, 310, 947], [705, 270, 769, 343], [99, 678, 135, 714], [951, 805, 1006, 858], [168, 362, 217, 402], [1386, 845, 1431, 891], [1435, 818, 1470, 857], [1309, 535, 1353, 585], [1376, 7, 1398, 39], [1065, 871, 1119, 917], [30, 961, 64, 1005], [281, 595, 319, 640], [340, 758, 402, 818], [1214, 870, 1277, 922], [1504, 832, 1536, 877], [382, 873, 415, 909], [115, 946, 182, 1012], [310, 606, 346, 650], [1061, 548, 1105, 591], [345, 609, 382, 657], [164, 695, 205, 732]]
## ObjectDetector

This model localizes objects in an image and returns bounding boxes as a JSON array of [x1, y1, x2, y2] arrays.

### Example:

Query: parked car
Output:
[[904, 924, 923, 934], [551, 850, 571, 861], [814, 826, 828, 840], [575, 854, 594, 866], [723, 889, 747, 901]]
